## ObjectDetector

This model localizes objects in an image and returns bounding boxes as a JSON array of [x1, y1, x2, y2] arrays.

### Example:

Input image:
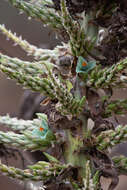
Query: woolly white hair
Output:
[[97, 28, 108, 45]]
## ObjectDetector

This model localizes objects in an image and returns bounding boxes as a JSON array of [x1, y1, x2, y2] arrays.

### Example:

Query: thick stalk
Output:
[[64, 115, 88, 180], [63, 11, 98, 180], [64, 7, 99, 186], [63, 68, 89, 178]]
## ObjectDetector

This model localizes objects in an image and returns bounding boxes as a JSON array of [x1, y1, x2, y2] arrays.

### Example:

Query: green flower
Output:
[[76, 56, 96, 74]]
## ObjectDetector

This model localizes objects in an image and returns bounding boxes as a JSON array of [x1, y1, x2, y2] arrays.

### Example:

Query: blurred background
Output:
[[0, 0, 127, 189]]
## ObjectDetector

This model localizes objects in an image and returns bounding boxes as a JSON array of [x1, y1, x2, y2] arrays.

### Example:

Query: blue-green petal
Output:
[[32, 128, 45, 137], [76, 56, 96, 73], [41, 119, 49, 130], [32, 119, 49, 138]]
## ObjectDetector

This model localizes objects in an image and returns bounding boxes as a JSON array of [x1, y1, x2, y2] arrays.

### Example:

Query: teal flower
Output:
[[32, 119, 49, 139], [76, 56, 96, 74]]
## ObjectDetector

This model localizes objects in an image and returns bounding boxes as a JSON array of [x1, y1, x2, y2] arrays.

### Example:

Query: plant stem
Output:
[[64, 115, 88, 179]]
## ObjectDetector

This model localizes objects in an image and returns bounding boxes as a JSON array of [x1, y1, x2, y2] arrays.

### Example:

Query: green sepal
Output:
[[36, 113, 48, 121], [76, 56, 96, 74], [43, 130, 56, 141]]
